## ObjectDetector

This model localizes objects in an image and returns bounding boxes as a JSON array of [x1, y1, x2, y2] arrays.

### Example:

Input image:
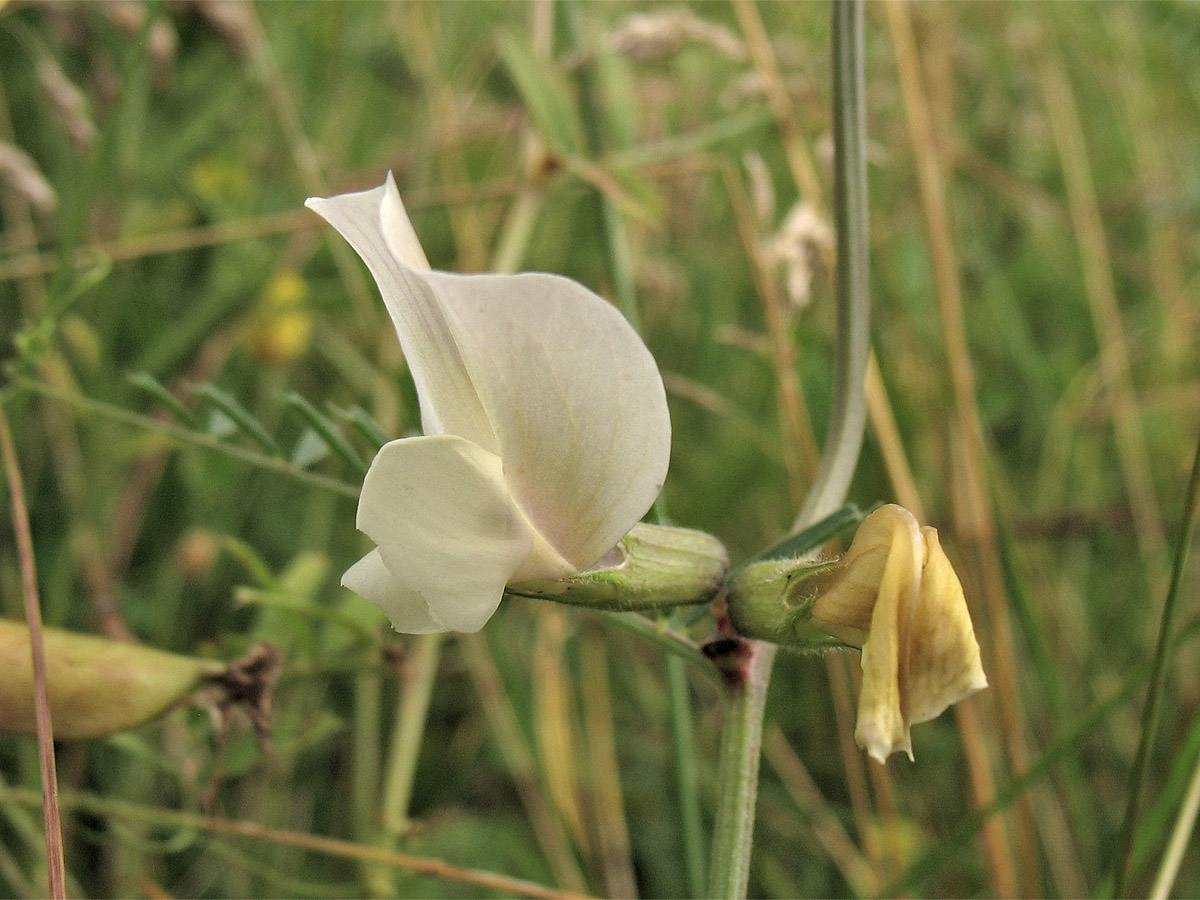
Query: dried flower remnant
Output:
[[743, 151, 776, 228], [608, 8, 746, 63], [307, 175, 671, 633], [811, 505, 988, 762], [0, 142, 57, 215], [767, 202, 834, 310], [35, 54, 97, 154]]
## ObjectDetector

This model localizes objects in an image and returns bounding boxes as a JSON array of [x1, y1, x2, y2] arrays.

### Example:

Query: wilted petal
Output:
[[419, 268, 670, 570], [353, 434, 569, 632], [853, 508, 923, 763], [342, 549, 444, 634], [811, 504, 920, 646], [904, 527, 988, 725]]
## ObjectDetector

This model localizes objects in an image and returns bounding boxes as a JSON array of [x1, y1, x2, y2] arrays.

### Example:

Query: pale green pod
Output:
[[507, 523, 728, 612], [0, 620, 225, 739]]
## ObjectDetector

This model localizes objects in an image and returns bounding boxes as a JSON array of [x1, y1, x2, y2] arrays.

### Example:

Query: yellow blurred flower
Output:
[[246, 268, 313, 364]]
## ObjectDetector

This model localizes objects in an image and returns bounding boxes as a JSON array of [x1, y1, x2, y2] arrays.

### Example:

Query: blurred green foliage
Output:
[[1, 1, 1199, 897]]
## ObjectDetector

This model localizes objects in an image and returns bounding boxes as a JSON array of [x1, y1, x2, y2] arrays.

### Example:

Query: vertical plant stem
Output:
[[666, 654, 707, 898], [580, 633, 637, 899], [709, 3, 871, 895], [0, 405, 66, 900], [707, 641, 776, 898], [791, 0, 870, 533], [490, 185, 545, 275], [381, 634, 444, 837], [1114, 426, 1200, 896], [352, 650, 382, 890], [1150, 745, 1200, 900]]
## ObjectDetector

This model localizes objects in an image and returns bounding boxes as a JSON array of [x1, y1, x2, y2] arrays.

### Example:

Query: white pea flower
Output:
[[306, 175, 670, 633], [810, 505, 988, 762]]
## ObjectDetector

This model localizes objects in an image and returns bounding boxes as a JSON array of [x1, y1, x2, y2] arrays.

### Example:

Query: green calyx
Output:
[[508, 522, 728, 612], [725, 556, 847, 651]]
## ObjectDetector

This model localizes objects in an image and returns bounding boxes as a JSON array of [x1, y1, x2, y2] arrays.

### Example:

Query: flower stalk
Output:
[[708, 1, 871, 895]]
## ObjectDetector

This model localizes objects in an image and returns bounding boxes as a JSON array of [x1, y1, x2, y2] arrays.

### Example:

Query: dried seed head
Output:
[[36, 56, 97, 154], [767, 202, 834, 310], [0, 142, 57, 215], [608, 9, 745, 63]]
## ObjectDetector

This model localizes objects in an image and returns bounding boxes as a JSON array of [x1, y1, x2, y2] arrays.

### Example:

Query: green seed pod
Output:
[[0, 620, 225, 739], [508, 523, 728, 612]]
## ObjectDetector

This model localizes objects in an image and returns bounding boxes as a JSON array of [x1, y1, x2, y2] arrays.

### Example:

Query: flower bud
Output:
[[508, 523, 728, 612]]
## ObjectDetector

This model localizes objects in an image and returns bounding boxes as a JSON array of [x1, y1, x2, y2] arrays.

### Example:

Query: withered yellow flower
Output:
[[811, 505, 988, 762]]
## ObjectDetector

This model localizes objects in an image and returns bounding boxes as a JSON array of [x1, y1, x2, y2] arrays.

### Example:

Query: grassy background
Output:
[[2, 1, 1199, 897]]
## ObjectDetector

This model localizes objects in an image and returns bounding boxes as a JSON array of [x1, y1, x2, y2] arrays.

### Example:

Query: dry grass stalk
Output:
[[884, 1, 1037, 894], [0, 141, 56, 215], [0, 408, 67, 899], [1038, 54, 1167, 570]]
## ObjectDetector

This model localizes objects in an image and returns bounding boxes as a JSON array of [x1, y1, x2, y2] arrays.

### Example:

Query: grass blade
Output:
[[1113, 426, 1200, 896]]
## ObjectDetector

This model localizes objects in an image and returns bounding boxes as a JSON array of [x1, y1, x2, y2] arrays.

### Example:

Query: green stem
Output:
[[381, 633, 444, 837], [1114, 426, 1200, 896], [366, 633, 444, 895], [793, 0, 871, 532], [352, 652, 382, 847], [13, 376, 359, 499], [354, 651, 383, 895], [490, 182, 544, 275], [707, 641, 776, 897], [667, 654, 707, 898], [708, 2, 870, 896]]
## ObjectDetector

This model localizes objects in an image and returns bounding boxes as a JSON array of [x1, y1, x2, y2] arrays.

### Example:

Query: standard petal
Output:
[[420, 268, 671, 570], [903, 527, 988, 725], [305, 178, 496, 450], [342, 549, 445, 634], [355, 434, 569, 632], [853, 508, 923, 763]]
